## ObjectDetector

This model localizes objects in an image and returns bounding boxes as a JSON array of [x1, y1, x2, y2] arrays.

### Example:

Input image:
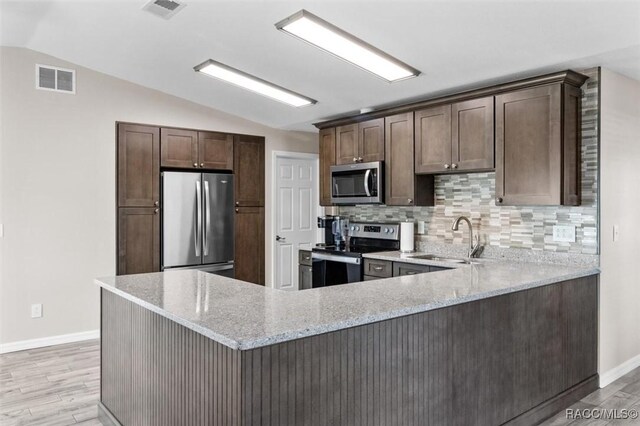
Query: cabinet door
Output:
[[319, 128, 336, 206], [160, 128, 198, 169], [385, 112, 415, 206], [198, 131, 233, 170], [117, 124, 160, 207], [452, 97, 494, 171], [117, 207, 160, 275], [415, 105, 452, 173], [235, 207, 265, 285], [358, 118, 385, 163], [335, 124, 358, 165], [495, 84, 562, 205], [234, 135, 265, 207], [298, 265, 312, 290]]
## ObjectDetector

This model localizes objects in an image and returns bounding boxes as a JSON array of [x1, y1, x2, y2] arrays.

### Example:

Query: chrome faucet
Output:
[[451, 216, 482, 258]]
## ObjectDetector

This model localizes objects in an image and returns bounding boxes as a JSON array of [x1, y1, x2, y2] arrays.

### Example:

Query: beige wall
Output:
[[0, 47, 317, 345], [599, 68, 640, 380]]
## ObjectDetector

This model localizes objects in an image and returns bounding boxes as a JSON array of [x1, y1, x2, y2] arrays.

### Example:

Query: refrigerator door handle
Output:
[[195, 180, 202, 257], [204, 180, 211, 256]]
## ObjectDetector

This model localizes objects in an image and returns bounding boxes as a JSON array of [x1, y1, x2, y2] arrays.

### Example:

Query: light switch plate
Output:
[[31, 304, 43, 318], [613, 225, 620, 242], [553, 225, 576, 243]]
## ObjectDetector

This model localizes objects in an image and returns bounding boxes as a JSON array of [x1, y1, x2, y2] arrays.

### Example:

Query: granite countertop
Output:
[[95, 253, 599, 351]]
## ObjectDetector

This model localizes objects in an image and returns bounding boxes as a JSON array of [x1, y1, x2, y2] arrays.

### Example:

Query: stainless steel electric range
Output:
[[311, 222, 400, 288]]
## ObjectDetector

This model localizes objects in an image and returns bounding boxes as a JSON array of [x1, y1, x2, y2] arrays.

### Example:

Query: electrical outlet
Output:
[[417, 221, 426, 235], [31, 304, 43, 318], [553, 225, 576, 243]]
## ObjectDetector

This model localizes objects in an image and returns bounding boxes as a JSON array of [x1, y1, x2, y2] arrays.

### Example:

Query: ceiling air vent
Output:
[[36, 64, 75, 94], [142, 0, 186, 19]]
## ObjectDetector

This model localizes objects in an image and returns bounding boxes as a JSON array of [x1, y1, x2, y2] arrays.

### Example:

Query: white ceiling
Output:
[[2, 0, 639, 131]]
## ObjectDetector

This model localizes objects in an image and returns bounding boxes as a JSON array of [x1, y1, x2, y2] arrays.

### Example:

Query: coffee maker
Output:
[[317, 216, 337, 247], [331, 216, 350, 247]]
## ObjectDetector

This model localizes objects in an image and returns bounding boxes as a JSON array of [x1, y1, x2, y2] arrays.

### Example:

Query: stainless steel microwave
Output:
[[330, 161, 384, 205]]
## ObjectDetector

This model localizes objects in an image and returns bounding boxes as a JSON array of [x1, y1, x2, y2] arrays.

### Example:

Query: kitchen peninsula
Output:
[[96, 257, 599, 426]]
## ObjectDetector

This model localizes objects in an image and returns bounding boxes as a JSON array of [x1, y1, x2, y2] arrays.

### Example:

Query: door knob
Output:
[[444, 164, 450, 169], [276, 235, 286, 242], [496, 197, 503, 204]]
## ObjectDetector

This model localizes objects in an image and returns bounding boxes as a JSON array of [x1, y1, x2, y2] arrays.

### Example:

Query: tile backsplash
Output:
[[339, 68, 599, 255]]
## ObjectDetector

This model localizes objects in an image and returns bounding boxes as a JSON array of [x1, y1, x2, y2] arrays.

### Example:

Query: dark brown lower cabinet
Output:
[[117, 208, 159, 275], [234, 207, 265, 285], [101, 275, 598, 426]]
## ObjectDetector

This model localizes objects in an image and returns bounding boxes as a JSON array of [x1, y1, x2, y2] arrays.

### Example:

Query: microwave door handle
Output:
[[363, 169, 372, 197]]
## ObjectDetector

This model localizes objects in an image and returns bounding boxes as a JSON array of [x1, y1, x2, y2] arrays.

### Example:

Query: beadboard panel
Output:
[[101, 275, 597, 425], [101, 290, 242, 426], [240, 276, 598, 426]]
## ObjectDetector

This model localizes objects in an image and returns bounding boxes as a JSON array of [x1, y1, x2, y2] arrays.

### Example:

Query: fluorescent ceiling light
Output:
[[194, 60, 316, 107], [276, 10, 420, 82]]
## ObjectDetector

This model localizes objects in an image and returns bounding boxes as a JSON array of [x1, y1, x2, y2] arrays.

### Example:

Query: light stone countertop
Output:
[[95, 253, 599, 350]]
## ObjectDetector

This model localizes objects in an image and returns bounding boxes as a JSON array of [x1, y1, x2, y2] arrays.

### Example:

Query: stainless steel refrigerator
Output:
[[162, 172, 234, 277]]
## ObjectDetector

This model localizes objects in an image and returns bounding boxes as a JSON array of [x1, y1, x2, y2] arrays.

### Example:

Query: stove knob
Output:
[[384, 228, 389, 233], [355, 226, 360, 231], [350, 226, 355, 231], [389, 228, 395, 234]]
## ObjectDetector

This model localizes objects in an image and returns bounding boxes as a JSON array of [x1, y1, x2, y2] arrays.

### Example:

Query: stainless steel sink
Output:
[[408, 254, 479, 264]]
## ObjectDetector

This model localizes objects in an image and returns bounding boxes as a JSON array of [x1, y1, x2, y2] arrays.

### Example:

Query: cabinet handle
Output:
[[235, 201, 239, 206], [407, 198, 413, 204], [235, 208, 239, 213], [451, 163, 458, 169], [496, 197, 503, 204], [353, 157, 358, 163], [154, 209, 159, 214], [358, 157, 363, 162], [154, 201, 159, 206], [444, 164, 450, 169], [304, 255, 310, 260], [373, 266, 384, 271], [406, 271, 417, 275], [200, 163, 204, 168], [193, 163, 198, 167]]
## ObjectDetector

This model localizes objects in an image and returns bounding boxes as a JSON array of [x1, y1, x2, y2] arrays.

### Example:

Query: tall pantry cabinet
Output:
[[116, 122, 265, 285]]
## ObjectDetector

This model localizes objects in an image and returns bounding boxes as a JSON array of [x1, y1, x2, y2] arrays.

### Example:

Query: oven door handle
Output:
[[311, 252, 361, 265], [363, 169, 372, 197]]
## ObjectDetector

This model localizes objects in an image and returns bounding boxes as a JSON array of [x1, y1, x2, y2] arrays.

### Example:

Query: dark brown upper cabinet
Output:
[[414, 105, 452, 174], [161, 128, 234, 170], [234, 206, 265, 285], [198, 131, 234, 170], [385, 112, 434, 206], [495, 83, 581, 206], [160, 127, 198, 169], [234, 134, 265, 207], [336, 118, 384, 165], [117, 123, 160, 208], [319, 128, 336, 206], [415, 97, 494, 174], [117, 207, 160, 275], [452, 97, 494, 171]]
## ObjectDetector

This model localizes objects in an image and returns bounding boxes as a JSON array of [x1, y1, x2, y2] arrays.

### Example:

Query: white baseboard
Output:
[[600, 353, 640, 387], [0, 329, 100, 354]]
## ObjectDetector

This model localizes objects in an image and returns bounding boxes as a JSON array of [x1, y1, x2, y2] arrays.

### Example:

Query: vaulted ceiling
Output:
[[2, 0, 639, 130]]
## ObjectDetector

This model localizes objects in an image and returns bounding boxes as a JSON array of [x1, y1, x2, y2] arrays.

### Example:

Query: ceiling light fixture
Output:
[[275, 9, 420, 82], [193, 60, 317, 107]]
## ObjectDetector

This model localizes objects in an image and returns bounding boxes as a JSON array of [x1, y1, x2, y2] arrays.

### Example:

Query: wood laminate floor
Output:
[[0, 339, 639, 425]]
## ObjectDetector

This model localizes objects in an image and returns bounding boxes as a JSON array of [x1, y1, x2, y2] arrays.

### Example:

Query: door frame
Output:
[[270, 151, 320, 289]]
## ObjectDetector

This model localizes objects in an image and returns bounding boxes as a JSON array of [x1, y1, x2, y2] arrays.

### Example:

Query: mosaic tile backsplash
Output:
[[339, 68, 599, 255]]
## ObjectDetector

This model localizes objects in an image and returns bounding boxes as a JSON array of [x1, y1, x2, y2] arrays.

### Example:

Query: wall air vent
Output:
[[142, 0, 186, 19], [36, 64, 75, 94]]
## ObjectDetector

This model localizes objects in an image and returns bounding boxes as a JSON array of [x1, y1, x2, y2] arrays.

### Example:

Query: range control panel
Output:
[[349, 222, 400, 240]]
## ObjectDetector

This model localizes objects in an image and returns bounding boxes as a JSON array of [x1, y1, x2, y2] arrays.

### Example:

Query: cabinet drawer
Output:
[[393, 262, 431, 277], [299, 250, 312, 266], [363, 275, 381, 281], [363, 259, 393, 278]]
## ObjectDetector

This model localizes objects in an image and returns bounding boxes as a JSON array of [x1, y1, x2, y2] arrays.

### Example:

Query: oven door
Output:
[[311, 252, 362, 288], [330, 161, 383, 205]]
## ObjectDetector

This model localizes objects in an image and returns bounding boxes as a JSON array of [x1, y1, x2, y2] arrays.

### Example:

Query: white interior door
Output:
[[275, 155, 317, 290]]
